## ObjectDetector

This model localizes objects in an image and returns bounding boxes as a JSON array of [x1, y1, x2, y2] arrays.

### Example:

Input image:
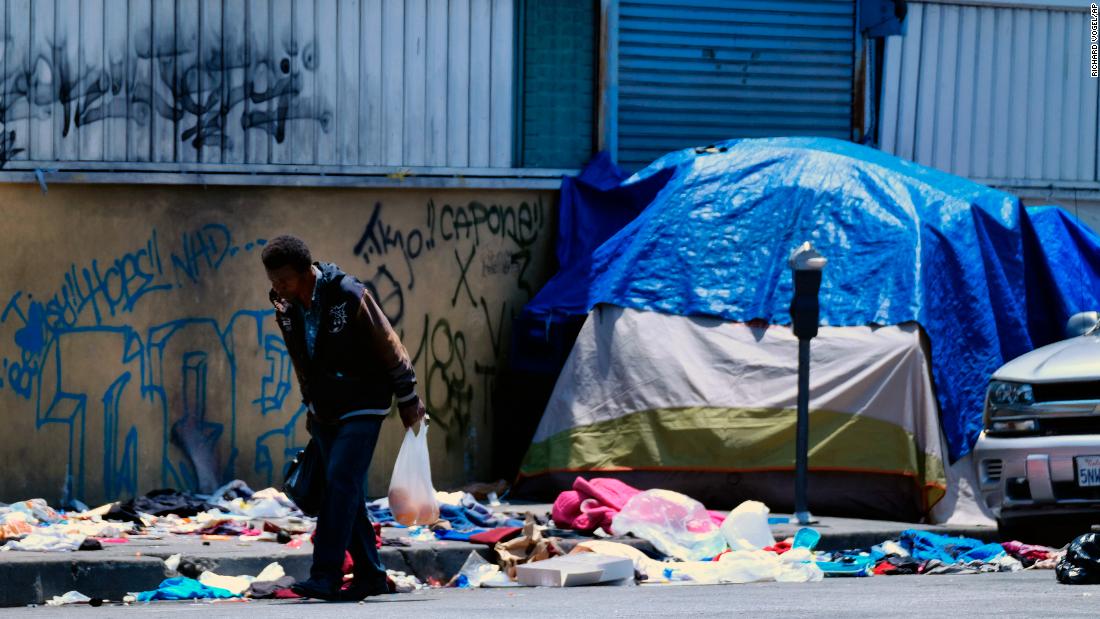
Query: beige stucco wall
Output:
[[0, 183, 555, 505]]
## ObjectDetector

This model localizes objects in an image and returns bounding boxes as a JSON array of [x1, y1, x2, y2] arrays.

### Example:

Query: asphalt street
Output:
[[7, 570, 1092, 618]]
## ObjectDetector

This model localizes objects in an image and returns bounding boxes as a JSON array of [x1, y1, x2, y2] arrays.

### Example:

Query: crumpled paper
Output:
[[494, 514, 561, 579]]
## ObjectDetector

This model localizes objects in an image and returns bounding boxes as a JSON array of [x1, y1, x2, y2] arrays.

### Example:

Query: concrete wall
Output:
[[0, 183, 555, 506]]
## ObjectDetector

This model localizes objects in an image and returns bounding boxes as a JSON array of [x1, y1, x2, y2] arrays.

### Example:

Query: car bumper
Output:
[[972, 431, 1100, 520]]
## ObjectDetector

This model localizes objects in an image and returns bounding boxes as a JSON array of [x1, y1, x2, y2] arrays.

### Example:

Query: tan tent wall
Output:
[[0, 183, 555, 505]]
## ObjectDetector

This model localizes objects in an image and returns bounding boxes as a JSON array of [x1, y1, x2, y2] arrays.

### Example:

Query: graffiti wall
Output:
[[0, 183, 554, 505], [0, 0, 515, 170]]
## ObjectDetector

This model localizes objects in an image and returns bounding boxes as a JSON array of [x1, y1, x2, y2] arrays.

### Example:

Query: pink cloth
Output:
[[1002, 541, 1054, 562], [552, 477, 726, 534]]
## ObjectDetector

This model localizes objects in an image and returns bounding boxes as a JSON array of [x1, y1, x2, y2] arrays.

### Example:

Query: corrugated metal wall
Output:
[[616, 0, 857, 171], [0, 0, 514, 172], [879, 1, 1098, 186]]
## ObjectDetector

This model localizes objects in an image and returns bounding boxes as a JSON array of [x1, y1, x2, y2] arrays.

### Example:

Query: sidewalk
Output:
[[0, 503, 998, 607]]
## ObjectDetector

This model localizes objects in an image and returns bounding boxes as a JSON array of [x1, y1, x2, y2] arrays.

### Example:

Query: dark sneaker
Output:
[[290, 578, 342, 601], [337, 577, 392, 601]]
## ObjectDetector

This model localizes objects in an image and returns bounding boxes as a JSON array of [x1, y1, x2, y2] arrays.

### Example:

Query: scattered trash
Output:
[[45, 591, 91, 606], [451, 551, 501, 588], [406, 526, 436, 543], [495, 515, 560, 579], [164, 554, 181, 573], [1057, 533, 1100, 585], [662, 548, 824, 585], [570, 540, 668, 582], [515, 553, 634, 587], [387, 570, 427, 593], [720, 501, 775, 551]]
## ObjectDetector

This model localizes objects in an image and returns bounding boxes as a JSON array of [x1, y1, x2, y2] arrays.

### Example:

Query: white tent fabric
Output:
[[522, 306, 991, 524]]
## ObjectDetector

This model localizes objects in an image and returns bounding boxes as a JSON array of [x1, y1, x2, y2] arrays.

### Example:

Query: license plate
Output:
[[1077, 456, 1100, 487]]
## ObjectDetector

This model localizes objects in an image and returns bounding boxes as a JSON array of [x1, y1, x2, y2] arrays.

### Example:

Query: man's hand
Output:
[[269, 289, 291, 314], [399, 398, 427, 429]]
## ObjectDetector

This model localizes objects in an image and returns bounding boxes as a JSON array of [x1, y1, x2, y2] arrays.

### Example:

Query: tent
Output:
[[516, 137, 1100, 522]]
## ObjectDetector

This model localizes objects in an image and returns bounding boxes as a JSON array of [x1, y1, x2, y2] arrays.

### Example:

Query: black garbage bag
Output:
[[284, 439, 325, 517], [1056, 533, 1100, 584]]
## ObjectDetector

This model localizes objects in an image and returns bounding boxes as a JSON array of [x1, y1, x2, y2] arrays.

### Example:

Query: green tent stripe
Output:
[[521, 407, 946, 491]]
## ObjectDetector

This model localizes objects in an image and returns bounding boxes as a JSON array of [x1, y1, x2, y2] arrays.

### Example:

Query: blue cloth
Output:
[[434, 528, 488, 542], [368, 496, 524, 533], [529, 137, 1100, 460], [135, 577, 236, 602], [367, 503, 396, 525], [898, 529, 988, 564], [958, 542, 1008, 563]]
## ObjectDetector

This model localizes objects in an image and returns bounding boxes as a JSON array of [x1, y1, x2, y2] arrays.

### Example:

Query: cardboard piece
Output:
[[514, 553, 634, 587]]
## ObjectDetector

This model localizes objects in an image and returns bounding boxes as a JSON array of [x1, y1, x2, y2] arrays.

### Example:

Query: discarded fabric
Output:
[[552, 478, 725, 536], [661, 548, 823, 585], [2, 530, 85, 552], [897, 529, 988, 564], [134, 576, 237, 601]]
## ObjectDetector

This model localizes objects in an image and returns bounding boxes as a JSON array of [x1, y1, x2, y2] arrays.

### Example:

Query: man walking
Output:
[[261, 235, 425, 601]]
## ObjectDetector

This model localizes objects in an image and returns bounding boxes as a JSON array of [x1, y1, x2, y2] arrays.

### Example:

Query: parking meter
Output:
[[788, 242, 827, 525]]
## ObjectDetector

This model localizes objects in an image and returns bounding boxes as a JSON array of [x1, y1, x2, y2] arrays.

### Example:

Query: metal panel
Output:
[[881, 1, 1098, 186], [616, 0, 857, 170], [0, 0, 514, 176], [468, 0, 492, 167], [489, 0, 513, 167], [446, 0, 471, 167]]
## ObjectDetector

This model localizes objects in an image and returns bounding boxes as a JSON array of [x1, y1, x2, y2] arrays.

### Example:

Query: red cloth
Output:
[[468, 527, 523, 545], [272, 588, 302, 599], [764, 540, 792, 555], [551, 477, 726, 534]]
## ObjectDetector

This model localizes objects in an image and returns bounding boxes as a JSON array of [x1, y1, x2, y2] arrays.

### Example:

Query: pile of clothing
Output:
[[368, 491, 526, 543], [534, 477, 1067, 589], [1, 498, 136, 553]]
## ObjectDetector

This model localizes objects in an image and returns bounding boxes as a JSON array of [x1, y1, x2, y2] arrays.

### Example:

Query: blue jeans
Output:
[[308, 416, 387, 587]]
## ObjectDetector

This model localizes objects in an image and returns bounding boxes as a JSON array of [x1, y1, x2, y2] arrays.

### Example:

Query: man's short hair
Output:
[[261, 235, 313, 272]]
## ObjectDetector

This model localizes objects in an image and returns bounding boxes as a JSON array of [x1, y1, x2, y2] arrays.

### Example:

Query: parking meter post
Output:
[[795, 337, 812, 524], [789, 242, 826, 527]]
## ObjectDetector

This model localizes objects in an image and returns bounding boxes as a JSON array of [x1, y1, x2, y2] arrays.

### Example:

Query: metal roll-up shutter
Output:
[[617, 0, 857, 170]]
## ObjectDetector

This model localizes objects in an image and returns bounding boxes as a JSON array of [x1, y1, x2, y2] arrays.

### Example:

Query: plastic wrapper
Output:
[[720, 500, 774, 551], [610, 489, 726, 561]]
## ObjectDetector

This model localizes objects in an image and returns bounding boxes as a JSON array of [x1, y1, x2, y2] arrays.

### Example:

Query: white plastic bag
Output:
[[388, 422, 440, 526], [720, 500, 775, 551], [610, 489, 726, 561]]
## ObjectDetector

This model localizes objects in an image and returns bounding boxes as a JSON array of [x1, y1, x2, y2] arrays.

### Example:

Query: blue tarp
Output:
[[525, 137, 1100, 461], [525, 152, 669, 318]]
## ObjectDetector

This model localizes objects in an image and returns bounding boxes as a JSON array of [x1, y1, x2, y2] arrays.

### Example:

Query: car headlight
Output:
[[988, 380, 1035, 407]]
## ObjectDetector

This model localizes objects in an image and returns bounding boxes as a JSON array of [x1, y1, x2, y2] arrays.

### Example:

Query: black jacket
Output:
[[273, 262, 419, 424]]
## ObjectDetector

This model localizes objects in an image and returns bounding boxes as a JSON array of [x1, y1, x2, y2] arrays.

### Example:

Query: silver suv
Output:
[[974, 312, 1100, 534]]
